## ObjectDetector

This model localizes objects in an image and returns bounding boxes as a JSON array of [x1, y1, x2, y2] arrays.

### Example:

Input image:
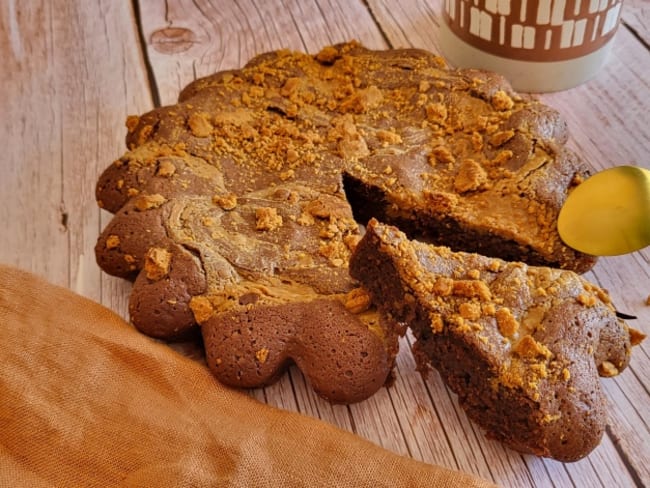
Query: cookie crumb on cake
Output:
[[255, 207, 283, 231]]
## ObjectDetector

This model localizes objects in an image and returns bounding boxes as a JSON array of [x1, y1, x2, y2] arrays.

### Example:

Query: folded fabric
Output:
[[0, 265, 495, 487]]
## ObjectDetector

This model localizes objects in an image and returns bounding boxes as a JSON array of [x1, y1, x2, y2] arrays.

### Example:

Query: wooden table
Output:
[[2, 1, 648, 486]]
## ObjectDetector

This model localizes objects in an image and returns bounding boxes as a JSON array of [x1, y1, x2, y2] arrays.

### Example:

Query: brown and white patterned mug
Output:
[[439, 0, 623, 92]]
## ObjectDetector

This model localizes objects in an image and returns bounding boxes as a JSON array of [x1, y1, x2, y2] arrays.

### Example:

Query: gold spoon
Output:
[[558, 165, 650, 256]]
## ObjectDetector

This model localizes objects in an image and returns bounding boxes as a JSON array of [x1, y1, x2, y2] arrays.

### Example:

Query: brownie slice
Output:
[[350, 219, 644, 461]]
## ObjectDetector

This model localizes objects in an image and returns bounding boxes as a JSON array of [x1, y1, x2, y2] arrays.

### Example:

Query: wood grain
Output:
[[623, 0, 650, 47], [0, 0, 648, 486], [0, 0, 151, 320]]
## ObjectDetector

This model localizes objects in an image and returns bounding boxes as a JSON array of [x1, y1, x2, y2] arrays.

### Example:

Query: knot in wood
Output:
[[150, 27, 196, 54]]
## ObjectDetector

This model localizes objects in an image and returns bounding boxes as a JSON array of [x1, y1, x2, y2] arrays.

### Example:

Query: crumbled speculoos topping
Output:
[[189, 295, 215, 324], [105, 234, 120, 250], [144, 247, 172, 281], [255, 207, 283, 231], [630, 327, 647, 346], [255, 347, 270, 364], [212, 193, 237, 210], [344, 287, 372, 314], [134, 194, 167, 211]]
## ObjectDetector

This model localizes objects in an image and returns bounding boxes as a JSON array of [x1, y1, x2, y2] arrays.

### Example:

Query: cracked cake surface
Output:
[[96, 41, 598, 403], [350, 219, 644, 461]]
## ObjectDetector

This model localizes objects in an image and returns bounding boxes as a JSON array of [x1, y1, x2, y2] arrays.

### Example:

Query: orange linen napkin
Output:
[[0, 265, 496, 487]]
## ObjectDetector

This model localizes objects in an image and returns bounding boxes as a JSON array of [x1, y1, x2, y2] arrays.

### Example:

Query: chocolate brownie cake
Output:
[[96, 41, 596, 403], [350, 219, 645, 461]]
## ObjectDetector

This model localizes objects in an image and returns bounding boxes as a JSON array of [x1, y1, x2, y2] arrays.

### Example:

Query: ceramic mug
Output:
[[439, 0, 623, 92]]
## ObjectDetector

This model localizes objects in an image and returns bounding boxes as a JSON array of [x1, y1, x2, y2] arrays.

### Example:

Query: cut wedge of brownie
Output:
[[350, 219, 644, 461]]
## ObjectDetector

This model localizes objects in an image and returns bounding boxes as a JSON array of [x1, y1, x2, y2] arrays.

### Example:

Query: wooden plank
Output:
[[0, 0, 151, 325], [542, 33, 650, 171], [385, 335, 462, 470], [622, 0, 650, 47], [602, 371, 650, 486], [348, 386, 412, 456], [288, 366, 355, 431], [1, 1, 71, 287]]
